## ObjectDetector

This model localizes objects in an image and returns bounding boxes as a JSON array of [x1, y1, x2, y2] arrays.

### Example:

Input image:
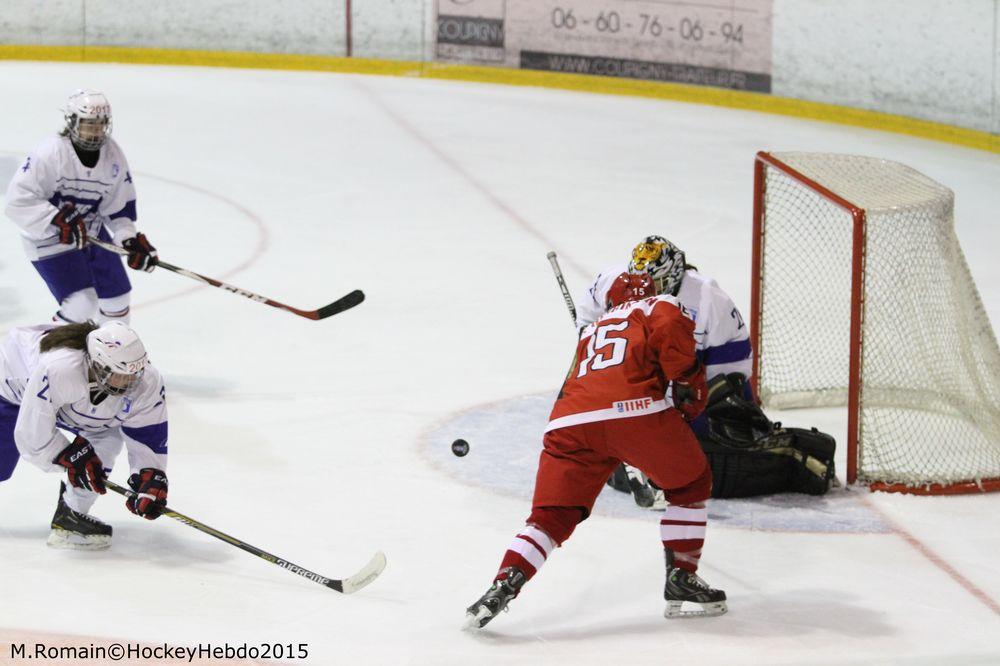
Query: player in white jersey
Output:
[[5, 89, 158, 324], [576, 236, 754, 506], [0, 321, 169, 549], [576, 236, 753, 383]]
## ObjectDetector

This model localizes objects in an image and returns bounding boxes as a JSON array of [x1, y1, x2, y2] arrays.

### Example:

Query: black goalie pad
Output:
[[699, 374, 837, 499]]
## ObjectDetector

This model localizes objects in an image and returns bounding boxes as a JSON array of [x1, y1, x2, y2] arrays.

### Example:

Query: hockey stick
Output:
[[88, 238, 364, 321], [105, 480, 386, 594], [546, 251, 577, 325]]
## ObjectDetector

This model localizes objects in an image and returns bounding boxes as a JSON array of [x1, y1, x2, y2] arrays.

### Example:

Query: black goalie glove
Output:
[[122, 233, 158, 272], [126, 468, 168, 519]]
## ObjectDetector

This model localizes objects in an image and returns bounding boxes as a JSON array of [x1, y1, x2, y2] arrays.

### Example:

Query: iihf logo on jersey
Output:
[[613, 397, 654, 413], [112, 163, 120, 177]]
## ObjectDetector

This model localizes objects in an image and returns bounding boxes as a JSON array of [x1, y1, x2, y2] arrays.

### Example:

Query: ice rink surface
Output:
[[0, 61, 998, 665]]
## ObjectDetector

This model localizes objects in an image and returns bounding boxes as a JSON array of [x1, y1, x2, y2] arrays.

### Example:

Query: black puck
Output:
[[451, 438, 470, 457]]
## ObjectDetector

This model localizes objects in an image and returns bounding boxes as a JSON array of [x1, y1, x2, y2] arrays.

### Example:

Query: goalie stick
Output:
[[105, 480, 386, 594], [88, 237, 364, 321], [546, 251, 577, 325]]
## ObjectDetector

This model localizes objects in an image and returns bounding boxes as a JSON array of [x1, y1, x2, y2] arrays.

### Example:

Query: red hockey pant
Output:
[[531, 409, 710, 543]]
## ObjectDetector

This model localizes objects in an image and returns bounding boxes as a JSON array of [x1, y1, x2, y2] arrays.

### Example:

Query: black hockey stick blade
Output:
[[315, 289, 365, 320], [105, 480, 385, 594]]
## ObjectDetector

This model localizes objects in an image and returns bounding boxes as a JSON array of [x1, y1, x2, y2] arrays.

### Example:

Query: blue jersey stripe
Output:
[[122, 422, 168, 454], [56, 176, 114, 186], [701, 338, 752, 366], [109, 199, 137, 221]]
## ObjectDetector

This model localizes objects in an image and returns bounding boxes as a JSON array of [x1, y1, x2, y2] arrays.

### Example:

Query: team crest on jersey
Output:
[[112, 163, 120, 177], [122, 396, 132, 413]]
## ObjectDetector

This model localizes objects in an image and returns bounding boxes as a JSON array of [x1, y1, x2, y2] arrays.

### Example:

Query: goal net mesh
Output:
[[757, 152, 1000, 489]]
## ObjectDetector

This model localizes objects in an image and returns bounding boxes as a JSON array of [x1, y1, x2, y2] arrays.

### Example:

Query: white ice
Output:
[[0, 61, 998, 665]]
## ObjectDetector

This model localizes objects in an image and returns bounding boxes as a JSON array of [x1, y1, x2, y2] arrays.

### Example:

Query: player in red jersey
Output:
[[465, 273, 727, 629]]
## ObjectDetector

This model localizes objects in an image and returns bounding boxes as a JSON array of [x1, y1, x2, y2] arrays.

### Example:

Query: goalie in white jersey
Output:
[[5, 89, 158, 324], [0, 321, 169, 549], [577, 236, 754, 506]]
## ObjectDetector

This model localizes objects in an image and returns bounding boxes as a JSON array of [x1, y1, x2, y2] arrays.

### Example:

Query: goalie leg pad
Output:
[[700, 427, 836, 498]]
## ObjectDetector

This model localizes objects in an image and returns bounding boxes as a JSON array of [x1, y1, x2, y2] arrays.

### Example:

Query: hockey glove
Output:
[[53, 436, 107, 494], [126, 468, 168, 520], [52, 203, 88, 249], [672, 361, 708, 421], [122, 233, 158, 272]]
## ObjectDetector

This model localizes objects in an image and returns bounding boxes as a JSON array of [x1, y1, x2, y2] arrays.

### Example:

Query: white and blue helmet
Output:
[[64, 89, 112, 151], [85, 321, 147, 395]]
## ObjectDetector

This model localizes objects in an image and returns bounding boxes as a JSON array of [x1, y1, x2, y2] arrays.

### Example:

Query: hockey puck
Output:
[[451, 438, 470, 457]]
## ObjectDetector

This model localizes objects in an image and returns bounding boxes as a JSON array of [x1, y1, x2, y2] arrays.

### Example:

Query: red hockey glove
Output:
[[52, 203, 88, 249], [672, 361, 708, 421], [122, 233, 158, 272], [126, 468, 168, 520], [53, 436, 107, 493]]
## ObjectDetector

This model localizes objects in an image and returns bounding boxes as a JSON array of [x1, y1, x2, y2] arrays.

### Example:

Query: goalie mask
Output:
[[606, 272, 655, 309], [629, 235, 686, 296], [85, 321, 147, 396], [64, 89, 112, 151]]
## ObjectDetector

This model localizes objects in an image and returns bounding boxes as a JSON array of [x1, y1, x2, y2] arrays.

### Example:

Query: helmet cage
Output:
[[87, 356, 144, 396]]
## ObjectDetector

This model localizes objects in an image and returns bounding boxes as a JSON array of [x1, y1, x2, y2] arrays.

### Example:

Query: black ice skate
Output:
[[664, 566, 727, 618], [464, 567, 527, 629], [48, 482, 112, 550], [624, 464, 667, 510]]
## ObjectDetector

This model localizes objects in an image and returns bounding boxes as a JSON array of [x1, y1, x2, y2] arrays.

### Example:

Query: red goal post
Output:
[[750, 151, 1000, 495]]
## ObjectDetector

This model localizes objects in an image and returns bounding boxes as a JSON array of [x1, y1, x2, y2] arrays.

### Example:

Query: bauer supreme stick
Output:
[[546, 251, 577, 325], [88, 238, 364, 321], [105, 480, 386, 594]]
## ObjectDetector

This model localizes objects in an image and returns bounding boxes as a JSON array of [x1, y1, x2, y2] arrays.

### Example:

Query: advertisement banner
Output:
[[435, 0, 773, 93], [436, 0, 506, 63]]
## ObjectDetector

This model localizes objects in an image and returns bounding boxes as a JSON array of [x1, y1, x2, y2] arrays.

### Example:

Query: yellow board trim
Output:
[[1, 44, 996, 153]]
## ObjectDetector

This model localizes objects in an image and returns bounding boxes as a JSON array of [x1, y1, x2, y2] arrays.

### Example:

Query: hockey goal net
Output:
[[750, 151, 1000, 494]]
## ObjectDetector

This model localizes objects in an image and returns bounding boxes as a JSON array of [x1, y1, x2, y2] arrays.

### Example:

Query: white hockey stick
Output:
[[546, 251, 577, 326]]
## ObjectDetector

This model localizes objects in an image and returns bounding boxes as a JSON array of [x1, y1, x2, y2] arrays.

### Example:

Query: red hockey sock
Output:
[[660, 502, 707, 573], [496, 524, 558, 582]]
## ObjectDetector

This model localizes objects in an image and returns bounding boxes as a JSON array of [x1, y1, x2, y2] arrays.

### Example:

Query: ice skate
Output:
[[625, 464, 656, 508], [664, 566, 727, 618], [47, 483, 112, 550], [464, 567, 526, 629]]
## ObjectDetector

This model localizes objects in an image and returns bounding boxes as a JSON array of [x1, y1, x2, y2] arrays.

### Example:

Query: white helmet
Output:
[[64, 89, 112, 151], [85, 321, 147, 396]]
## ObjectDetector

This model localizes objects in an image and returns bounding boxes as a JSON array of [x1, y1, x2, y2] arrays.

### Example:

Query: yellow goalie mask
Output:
[[629, 235, 686, 296]]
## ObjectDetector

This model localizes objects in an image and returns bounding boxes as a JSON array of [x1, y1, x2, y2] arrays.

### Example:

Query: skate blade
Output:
[[463, 606, 493, 631], [47, 529, 111, 551], [664, 599, 727, 618]]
